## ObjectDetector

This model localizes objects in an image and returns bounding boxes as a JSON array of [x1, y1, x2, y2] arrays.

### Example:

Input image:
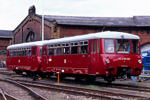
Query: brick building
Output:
[[13, 5, 150, 51], [0, 30, 12, 66]]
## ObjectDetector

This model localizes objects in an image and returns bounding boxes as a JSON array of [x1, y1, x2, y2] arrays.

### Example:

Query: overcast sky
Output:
[[1, 0, 150, 30]]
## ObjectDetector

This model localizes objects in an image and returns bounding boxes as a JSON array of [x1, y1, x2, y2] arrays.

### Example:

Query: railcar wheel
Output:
[[26, 71, 32, 76], [56, 74, 66, 79], [75, 76, 81, 81], [47, 73, 53, 78], [14, 70, 22, 75], [104, 76, 115, 83], [86, 76, 96, 82]]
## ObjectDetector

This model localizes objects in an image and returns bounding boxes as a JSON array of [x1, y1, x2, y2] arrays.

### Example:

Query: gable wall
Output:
[[13, 15, 53, 44]]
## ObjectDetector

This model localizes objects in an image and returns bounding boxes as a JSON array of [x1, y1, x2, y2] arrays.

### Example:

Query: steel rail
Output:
[[13, 79, 148, 100], [18, 81, 121, 100], [0, 88, 19, 100], [1, 69, 150, 99], [0, 88, 7, 100], [0, 78, 48, 100]]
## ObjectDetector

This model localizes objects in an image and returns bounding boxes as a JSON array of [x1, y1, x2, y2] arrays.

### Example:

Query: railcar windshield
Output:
[[104, 39, 140, 54], [131, 40, 139, 54], [116, 39, 130, 53], [105, 39, 114, 53]]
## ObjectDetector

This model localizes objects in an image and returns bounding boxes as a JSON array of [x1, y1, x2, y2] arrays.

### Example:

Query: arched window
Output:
[[26, 31, 35, 42]]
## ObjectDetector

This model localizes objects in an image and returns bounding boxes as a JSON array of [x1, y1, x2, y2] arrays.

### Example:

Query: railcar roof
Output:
[[7, 31, 140, 49], [44, 31, 140, 45], [7, 41, 46, 49]]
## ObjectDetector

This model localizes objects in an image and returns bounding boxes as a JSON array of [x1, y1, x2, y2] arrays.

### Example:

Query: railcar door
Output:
[[41, 45, 47, 72], [31, 46, 38, 71], [89, 39, 100, 74]]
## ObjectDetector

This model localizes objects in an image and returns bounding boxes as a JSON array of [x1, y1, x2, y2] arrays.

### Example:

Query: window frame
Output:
[[79, 40, 88, 54], [71, 42, 78, 55], [62, 43, 70, 55]]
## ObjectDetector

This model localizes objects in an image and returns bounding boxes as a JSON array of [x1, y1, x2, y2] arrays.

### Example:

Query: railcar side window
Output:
[[9, 47, 31, 57], [20, 48, 23, 56], [13, 50, 15, 56], [94, 40, 96, 53], [62, 43, 70, 55], [56, 44, 62, 55], [115, 39, 130, 53], [23, 48, 26, 56], [14, 49, 17, 56], [40, 47, 43, 56], [79, 41, 88, 54], [9, 50, 13, 56], [71, 42, 78, 54], [105, 39, 114, 53], [53, 44, 62, 55], [97, 39, 100, 53], [132, 40, 139, 54], [27, 48, 31, 56], [90, 41, 93, 54], [47, 45, 54, 56], [18, 49, 21, 56]]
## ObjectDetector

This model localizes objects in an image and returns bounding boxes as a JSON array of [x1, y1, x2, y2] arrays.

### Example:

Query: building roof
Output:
[[133, 16, 150, 26], [0, 30, 12, 38], [37, 14, 150, 27]]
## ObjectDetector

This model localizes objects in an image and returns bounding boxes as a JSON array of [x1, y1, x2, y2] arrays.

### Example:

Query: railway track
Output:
[[95, 81, 150, 93], [47, 76, 150, 94], [0, 77, 47, 100], [7, 78, 149, 100], [0, 88, 18, 100], [39, 76, 150, 95], [0, 69, 150, 99]]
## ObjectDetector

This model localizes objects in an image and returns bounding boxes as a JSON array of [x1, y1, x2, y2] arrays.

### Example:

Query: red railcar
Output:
[[41, 31, 142, 82], [6, 41, 44, 75], [6, 31, 143, 82]]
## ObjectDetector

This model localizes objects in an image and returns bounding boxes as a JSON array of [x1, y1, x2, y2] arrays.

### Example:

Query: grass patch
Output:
[[87, 85, 100, 88]]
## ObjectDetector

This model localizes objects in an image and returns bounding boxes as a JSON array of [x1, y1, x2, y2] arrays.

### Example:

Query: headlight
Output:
[[138, 60, 142, 64], [106, 59, 110, 64]]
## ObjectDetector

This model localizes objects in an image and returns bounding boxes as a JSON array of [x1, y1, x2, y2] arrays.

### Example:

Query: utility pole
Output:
[[42, 0, 44, 41]]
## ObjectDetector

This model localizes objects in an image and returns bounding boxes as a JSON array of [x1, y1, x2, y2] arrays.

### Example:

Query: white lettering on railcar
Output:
[[64, 59, 66, 63], [118, 57, 130, 60]]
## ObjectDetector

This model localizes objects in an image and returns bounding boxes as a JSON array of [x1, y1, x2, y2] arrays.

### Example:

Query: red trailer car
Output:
[[6, 41, 45, 75]]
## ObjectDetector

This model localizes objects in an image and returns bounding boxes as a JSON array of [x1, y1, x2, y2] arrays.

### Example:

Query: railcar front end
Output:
[[101, 38, 142, 82]]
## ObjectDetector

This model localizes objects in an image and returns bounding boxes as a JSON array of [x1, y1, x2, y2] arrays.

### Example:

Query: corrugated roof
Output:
[[0, 30, 12, 38], [37, 14, 150, 27]]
